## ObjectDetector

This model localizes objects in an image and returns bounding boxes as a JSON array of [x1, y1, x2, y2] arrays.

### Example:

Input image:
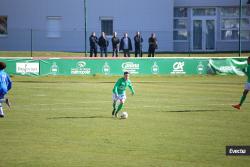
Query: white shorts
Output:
[[244, 83, 250, 90], [112, 93, 126, 101]]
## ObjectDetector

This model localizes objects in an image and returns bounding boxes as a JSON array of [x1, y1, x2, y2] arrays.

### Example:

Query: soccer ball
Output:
[[120, 112, 128, 119]]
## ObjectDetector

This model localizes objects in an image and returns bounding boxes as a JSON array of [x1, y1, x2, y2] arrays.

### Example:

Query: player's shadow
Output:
[[47, 115, 111, 119], [158, 109, 225, 112]]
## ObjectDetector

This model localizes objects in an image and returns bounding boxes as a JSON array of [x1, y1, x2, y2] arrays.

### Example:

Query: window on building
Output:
[[241, 30, 250, 40], [174, 8, 188, 41], [47, 16, 61, 38], [221, 18, 249, 29], [174, 8, 188, 17], [221, 7, 250, 40], [174, 30, 188, 40], [0, 16, 8, 36], [101, 19, 113, 36], [193, 8, 216, 16], [243, 6, 250, 16], [174, 19, 188, 29], [221, 7, 239, 17]]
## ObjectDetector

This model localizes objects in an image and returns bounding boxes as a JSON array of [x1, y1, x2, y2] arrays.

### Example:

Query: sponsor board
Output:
[[121, 62, 140, 74], [50, 62, 59, 75], [171, 62, 186, 74], [102, 62, 111, 75], [197, 61, 205, 74], [71, 61, 91, 75], [16, 62, 39, 75], [151, 62, 159, 74], [219, 66, 234, 73]]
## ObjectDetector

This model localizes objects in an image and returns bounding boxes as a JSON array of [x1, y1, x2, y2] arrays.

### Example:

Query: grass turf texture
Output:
[[0, 75, 250, 167]]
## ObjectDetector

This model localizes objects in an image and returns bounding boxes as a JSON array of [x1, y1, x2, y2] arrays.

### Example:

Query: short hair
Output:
[[0, 62, 6, 70], [124, 71, 129, 75]]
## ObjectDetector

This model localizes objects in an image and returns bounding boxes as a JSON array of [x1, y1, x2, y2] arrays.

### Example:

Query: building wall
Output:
[[88, 0, 172, 32], [0, 0, 173, 52], [0, 0, 249, 52], [175, 0, 248, 7], [85, 0, 173, 52], [0, 0, 86, 51], [174, 0, 250, 52]]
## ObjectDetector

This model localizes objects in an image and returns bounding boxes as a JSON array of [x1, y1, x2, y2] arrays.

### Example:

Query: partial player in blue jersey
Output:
[[0, 62, 12, 118]]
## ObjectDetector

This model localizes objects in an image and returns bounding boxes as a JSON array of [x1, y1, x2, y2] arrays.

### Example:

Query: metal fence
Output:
[[0, 28, 250, 57]]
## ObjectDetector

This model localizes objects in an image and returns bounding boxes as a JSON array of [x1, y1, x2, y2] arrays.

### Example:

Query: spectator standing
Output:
[[148, 33, 158, 57], [120, 33, 132, 57], [89, 32, 98, 57], [98, 32, 109, 57], [134, 31, 143, 57], [112, 32, 120, 57]]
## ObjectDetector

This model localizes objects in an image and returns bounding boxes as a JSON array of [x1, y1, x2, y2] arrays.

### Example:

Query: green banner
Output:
[[208, 58, 247, 76], [0, 57, 247, 76], [1, 58, 39, 76], [39, 58, 208, 76]]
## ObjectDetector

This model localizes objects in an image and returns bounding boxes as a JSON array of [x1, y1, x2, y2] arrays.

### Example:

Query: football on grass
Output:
[[120, 112, 128, 119]]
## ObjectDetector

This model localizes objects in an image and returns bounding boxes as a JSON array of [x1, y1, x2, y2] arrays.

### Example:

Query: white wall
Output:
[[1, 0, 249, 52], [87, 0, 173, 51], [0, 0, 174, 51]]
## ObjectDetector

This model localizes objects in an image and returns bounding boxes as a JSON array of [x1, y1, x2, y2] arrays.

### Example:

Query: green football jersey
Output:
[[245, 64, 250, 83], [113, 77, 135, 95]]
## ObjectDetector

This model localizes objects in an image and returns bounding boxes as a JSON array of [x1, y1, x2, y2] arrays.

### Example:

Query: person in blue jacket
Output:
[[0, 62, 12, 118], [120, 32, 132, 57]]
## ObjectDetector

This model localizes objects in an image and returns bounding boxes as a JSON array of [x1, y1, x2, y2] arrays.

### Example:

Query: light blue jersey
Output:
[[0, 70, 12, 98]]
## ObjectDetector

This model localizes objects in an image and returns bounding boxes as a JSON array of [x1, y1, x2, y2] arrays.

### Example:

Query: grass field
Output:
[[0, 75, 250, 167], [0, 51, 249, 58]]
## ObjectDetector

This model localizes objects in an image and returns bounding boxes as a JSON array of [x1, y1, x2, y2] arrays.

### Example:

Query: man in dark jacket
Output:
[[148, 33, 158, 57], [134, 31, 143, 57], [112, 32, 120, 57], [98, 32, 109, 57], [120, 33, 132, 57], [89, 32, 98, 57]]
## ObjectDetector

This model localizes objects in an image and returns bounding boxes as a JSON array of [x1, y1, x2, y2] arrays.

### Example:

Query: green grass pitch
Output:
[[0, 75, 250, 167]]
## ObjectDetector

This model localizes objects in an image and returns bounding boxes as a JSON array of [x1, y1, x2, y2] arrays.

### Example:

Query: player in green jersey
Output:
[[112, 71, 135, 117], [232, 56, 250, 110]]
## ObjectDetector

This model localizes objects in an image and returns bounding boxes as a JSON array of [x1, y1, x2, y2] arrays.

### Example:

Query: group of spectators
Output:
[[89, 32, 158, 58]]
